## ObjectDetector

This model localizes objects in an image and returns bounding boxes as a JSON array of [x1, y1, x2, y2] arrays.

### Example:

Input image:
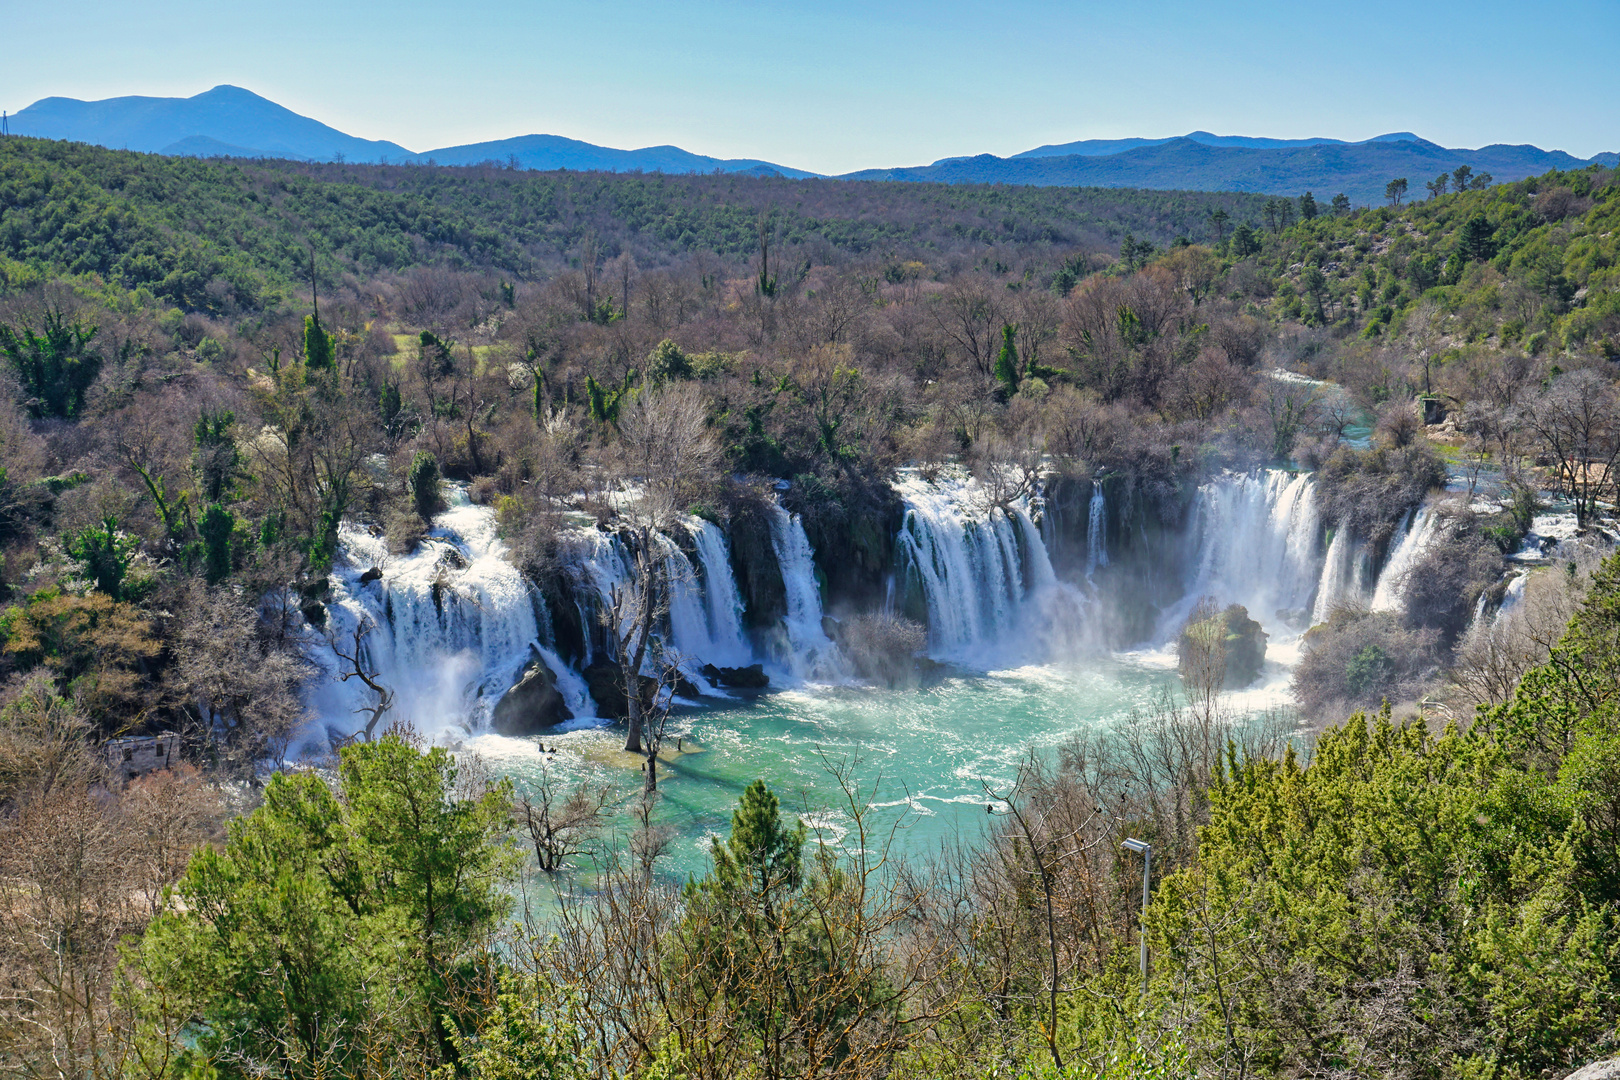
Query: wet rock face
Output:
[[792, 480, 903, 612], [727, 500, 787, 630], [581, 660, 689, 719], [491, 654, 574, 735], [701, 662, 770, 689]]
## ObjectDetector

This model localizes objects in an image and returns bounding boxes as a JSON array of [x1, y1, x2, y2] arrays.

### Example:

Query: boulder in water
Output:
[[701, 662, 771, 689], [492, 654, 574, 735], [1178, 602, 1268, 691], [359, 566, 383, 585], [582, 660, 676, 719]]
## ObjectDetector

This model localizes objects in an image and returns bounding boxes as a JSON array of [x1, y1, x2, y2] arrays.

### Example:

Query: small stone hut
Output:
[[105, 733, 179, 783]]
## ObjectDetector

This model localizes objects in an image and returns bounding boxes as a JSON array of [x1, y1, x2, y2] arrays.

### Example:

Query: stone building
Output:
[[105, 733, 179, 783]]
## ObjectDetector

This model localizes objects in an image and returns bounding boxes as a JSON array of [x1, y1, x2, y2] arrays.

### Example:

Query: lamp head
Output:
[[1122, 838, 1151, 855]]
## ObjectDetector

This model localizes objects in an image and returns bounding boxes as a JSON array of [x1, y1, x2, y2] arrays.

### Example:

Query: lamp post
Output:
[[1122, 838, 1151, 990]]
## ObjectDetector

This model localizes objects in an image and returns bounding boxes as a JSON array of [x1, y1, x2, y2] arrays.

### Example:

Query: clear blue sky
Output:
[[8, 0, 1617, 173]]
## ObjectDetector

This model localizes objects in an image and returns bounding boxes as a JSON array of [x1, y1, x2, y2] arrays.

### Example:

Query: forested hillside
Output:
[[2, 136, 1620, 1078], [0, 137, 1268, 311]]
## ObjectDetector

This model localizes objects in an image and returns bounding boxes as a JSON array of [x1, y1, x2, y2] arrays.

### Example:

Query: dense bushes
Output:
[[1293, 606, 1440, 715], [1312, 442, 1446, 550]]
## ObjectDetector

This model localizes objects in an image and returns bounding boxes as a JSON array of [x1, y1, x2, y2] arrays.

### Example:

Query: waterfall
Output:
[[309, 487, 587, 739], [765, 501, 843, 679], [1311, 522, 1373, 623], [686, 519, 752, 668], [1178, 470, 1323, 637], [1370, 505, 1443, 612], [893, 469, 1086, 663], [1086, 481, 1109, 577], [568, 518, 754, 684]]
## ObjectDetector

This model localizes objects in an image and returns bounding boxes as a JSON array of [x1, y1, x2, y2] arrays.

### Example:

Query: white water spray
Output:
[[1086, 481, 1109, 577], [308, 488, 577, 741], [1370, 506, 1444, 612]]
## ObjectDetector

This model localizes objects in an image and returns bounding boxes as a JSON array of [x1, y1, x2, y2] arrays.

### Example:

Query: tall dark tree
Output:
[[0, 309, 103, 419], [1384, 177, 1409, 206], [1298, 191, 1318, 220]]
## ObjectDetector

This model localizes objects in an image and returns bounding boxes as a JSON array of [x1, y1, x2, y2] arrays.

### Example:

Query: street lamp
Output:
[[1122, 838, 1151, 989]]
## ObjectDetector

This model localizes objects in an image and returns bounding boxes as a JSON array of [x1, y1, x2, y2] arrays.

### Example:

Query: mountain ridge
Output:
[[8, 85, 1615, 200]]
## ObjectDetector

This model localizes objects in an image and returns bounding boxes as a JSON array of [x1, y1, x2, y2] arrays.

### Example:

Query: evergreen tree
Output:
[[1458, 213, 1497, 263], [1298, 191, 1318, 220], [409, 451, 445, 521], [303, 313, 335, 370], [0, 309, 104, 419], [994, 323, 1021, 394], [1331, 192, 1352, 216], [131, 735, 518, 1072], [199, 503, 235, 584]]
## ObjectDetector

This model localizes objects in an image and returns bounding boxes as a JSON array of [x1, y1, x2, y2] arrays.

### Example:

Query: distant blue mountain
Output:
[[6, 85, 816, 176], [417, 133, 816, 178], [846, 136, 1614, 204], [8, 85, 415, 162], [1011, 130, 1422, 160], [7, 85, 1613, 199]]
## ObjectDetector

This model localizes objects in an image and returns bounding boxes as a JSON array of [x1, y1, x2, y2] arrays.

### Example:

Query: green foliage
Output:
[[193, 408, 244, 503], [0, 138, 1267, 311], [409, 450, 445, 522], [995, 323, 1021, 393], [1150, 554, 1620, 1078], [447, 973, 590, 1080], [1342, 642, 1392, 696], [199, 503, 235, 584], [0, 308, 103, 418], [302, 313, 335, 369], [65, 515, 139, 599], [645, 338, 691, 384], [130, 734, 518, 1074]]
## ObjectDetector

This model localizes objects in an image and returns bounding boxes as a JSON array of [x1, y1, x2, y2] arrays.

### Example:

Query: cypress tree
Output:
[[303, 314, 335, 370], [994, 323, 1020, 394]]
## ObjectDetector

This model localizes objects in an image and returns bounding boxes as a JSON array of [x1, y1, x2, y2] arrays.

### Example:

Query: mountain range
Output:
[[7, 85, 1615, 202]]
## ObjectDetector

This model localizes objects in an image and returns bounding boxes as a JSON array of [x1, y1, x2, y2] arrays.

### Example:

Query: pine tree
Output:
[[994, 323, 1020, 394]]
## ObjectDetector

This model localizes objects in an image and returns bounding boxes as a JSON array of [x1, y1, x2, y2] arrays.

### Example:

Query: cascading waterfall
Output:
[[686, 519, 753, 668], [766, 501, 844, 679], [568, 518, 752, 687], [1086, 481, 1109, 577], [894, 470, 1085, 663], [1311, 522, 1373, 623], [1370, 506, 1444, 612], [1178, 470, 1323, 637], [309, 487, 592, 739]]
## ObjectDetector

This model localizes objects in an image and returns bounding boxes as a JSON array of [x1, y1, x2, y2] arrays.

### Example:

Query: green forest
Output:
[[1, 133, 1619, 1078]]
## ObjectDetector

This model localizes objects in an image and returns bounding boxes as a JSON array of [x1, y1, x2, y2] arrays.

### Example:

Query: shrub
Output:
[[409, 451, 445, 522], [1293, 607, 1439, 717]]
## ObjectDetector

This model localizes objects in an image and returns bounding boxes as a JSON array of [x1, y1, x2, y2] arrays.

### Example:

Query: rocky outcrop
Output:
[[1566, 1060, 1620, 1080], [1178, 603, 1268, 690], [791, 475, 903, 612], [491, 649, 574, 735], [702, 662, 770, 689], [582, 659, 705, 717], [727, 496, 787, 630]]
